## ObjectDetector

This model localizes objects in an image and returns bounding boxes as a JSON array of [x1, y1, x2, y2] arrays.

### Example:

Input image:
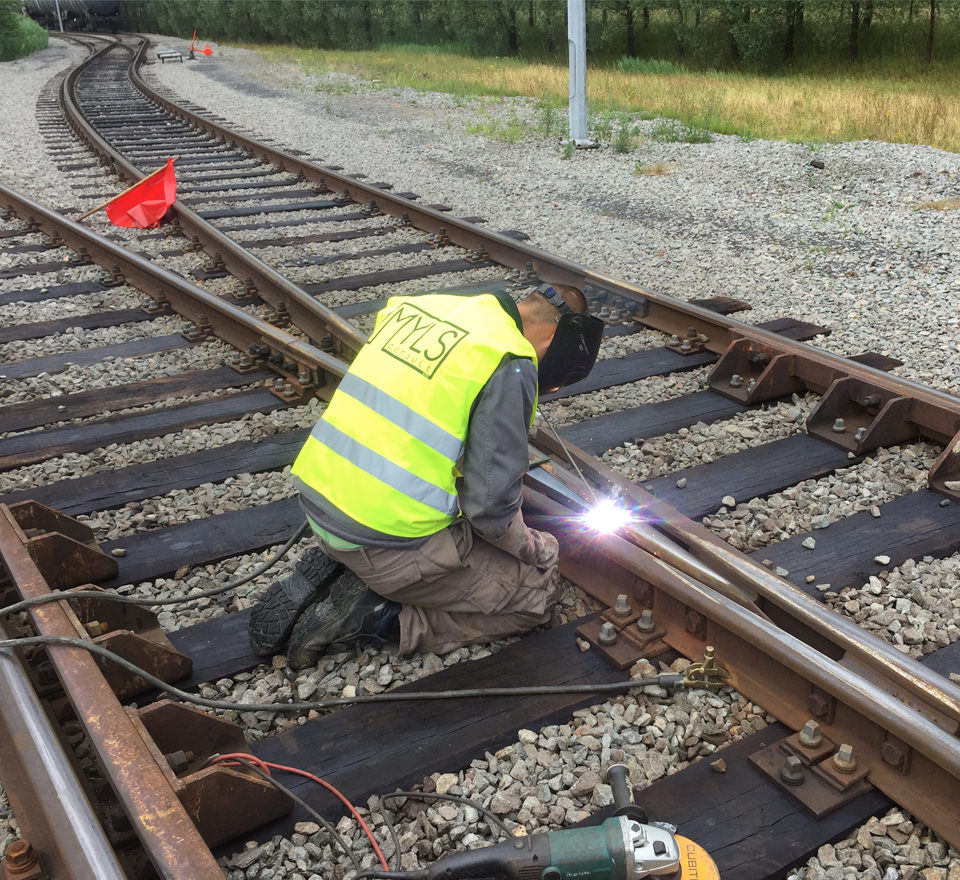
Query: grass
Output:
[[917, 198, 960, 210], [650, 119, 714, 144], [244, 43, 960, 153], [634, 161, 676, 176], [465, 116, 527, 144]]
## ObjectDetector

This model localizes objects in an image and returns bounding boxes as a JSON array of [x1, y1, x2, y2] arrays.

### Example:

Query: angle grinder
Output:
[[404, 764, 718, 880]]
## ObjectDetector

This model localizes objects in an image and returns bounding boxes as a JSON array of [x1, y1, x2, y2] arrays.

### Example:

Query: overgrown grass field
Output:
[[249, 43, 960, 153]]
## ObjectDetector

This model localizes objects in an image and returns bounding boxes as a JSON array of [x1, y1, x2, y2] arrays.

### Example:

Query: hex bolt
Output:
[[636, 610, 656, 633], [729, 374, 743, 387], [4, 839, 39, 873], [780, 754, 806, 787], [686, 326, 698, 338], [273, 378, 285, 389], [613, 594, 631, 616], [833, 743, 857, 774], [598, 622, 619, 645], [855, 426, 868, 441], [798, 719, 823, 748], [298, 371, 311, 385], [832, 418, 847, 433], [35, 659, 56, 687], [668, 335, 680, 346], [680, 339, 692, 352]]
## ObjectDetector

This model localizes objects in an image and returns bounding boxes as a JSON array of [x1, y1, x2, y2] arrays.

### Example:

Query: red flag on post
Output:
[[104, 158, 177, 228]]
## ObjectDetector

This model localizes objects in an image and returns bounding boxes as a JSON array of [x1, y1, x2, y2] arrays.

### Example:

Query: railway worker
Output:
[[249, 283, 603, 668]]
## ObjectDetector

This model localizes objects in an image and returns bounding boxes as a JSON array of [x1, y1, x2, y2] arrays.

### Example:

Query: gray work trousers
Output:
[[312, 519, 560, 655]]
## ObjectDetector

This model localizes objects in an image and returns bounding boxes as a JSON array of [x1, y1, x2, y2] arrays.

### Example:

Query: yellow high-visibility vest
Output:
[[292, 293, 537, 538]]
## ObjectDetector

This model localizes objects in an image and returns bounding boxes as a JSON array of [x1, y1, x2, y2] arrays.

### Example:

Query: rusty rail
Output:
[[0, 183, 346, 402], [0, 620, 127, 880], [0, 506, 225, 880], [61, 38, 365, 359]]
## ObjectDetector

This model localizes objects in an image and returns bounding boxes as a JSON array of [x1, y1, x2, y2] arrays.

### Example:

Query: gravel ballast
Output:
[[1, 36, 958, 876]]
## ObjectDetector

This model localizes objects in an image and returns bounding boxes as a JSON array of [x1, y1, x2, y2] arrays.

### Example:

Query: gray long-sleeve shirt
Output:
[[298, 297, 537, 548]]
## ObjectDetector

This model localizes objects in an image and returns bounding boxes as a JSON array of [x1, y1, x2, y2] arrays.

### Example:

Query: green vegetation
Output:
[[118, 1, 960, 152], [612, 115, 640, 152], [0, 2, 48, 62], [465, 115, 527, 143], [650, 119, 714, 144]]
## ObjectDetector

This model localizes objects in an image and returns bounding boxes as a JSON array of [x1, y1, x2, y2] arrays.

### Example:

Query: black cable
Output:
[[352, 872, 427, 880], [0, 520, 310, 617], [0, 633, 679, 712], [377, 790, 510, 871], [352, 872, 426, 880], [207, 754, 362, 874]]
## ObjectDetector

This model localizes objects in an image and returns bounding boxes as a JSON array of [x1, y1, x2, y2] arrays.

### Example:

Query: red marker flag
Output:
[[103, 158, 177, 228]]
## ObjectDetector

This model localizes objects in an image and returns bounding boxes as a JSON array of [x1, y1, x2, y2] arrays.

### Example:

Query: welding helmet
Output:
[[535, 284, 604, 392]]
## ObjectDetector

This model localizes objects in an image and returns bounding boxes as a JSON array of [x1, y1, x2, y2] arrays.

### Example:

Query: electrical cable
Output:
[[0, 519, 311, 618], [377, 790, 512, 871], [212, 754, 388, 870], [535, 407, 599, 503], [205, 753, 364, 874], [0, 633, 680, 712]]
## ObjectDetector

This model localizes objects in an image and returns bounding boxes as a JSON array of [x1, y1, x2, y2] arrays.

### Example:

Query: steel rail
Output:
[[523, 486, 960, 847], [61, 38, 365, 357], [532, 428, 960, 730], [0, 620, 128, 880], [0, 507, 225, 880], [125, 36, 960, 457], [0, 183, 347, 396]]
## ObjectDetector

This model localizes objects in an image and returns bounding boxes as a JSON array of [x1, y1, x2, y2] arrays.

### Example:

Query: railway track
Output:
[[0, 32, 958, 880]]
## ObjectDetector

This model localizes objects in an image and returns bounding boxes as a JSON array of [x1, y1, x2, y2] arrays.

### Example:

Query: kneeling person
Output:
[[249, 283, 601, 668]]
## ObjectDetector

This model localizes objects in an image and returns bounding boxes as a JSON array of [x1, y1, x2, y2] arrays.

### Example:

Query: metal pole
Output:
[[54, 0, 64, 32], [567, 0, 588, 143]]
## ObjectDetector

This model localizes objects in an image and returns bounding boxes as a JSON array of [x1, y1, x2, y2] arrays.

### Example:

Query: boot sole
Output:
[[286, 572, 371, 669], [248, 551, 342, 656]]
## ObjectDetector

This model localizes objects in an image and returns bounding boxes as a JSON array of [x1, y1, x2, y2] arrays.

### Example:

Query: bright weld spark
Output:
[[581, 497, 634, 534]]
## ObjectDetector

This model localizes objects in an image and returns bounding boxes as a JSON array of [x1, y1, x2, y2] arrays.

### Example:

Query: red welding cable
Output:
[[212, 753, 389, 871]]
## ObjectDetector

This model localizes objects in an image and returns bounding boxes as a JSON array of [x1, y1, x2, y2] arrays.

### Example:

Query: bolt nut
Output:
[[833, 743, 857, 774], [855, 426, 867, 440], [636, 609, 655, 633], [4, 839, 38, 872], [798, 720, 823, 748], [613, 594, 631, 616], [598, 622, 618, 645], [729, 374, 743, 387], [780, 754, 805, 787], [832, 418, 847, 433], [668, 335, 680, 346], [680, 339, 692, 351]]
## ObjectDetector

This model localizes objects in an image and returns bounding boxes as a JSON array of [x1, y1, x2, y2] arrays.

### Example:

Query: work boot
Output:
[[285, 572, 401, 669], [248, 547, 343, 657]]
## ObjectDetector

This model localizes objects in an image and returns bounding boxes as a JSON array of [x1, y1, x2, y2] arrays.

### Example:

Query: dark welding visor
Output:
[[537, 311, 604, 392]]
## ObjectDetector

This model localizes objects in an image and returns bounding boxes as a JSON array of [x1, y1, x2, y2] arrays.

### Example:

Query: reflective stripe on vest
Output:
[[292, 293, 536, 539]]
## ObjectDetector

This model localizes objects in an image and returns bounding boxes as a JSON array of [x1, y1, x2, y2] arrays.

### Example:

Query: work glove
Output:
[[487, 512, 560, 570]]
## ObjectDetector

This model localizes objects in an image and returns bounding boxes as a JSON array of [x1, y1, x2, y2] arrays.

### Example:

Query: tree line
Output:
[[120, 1, 960, 70]]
